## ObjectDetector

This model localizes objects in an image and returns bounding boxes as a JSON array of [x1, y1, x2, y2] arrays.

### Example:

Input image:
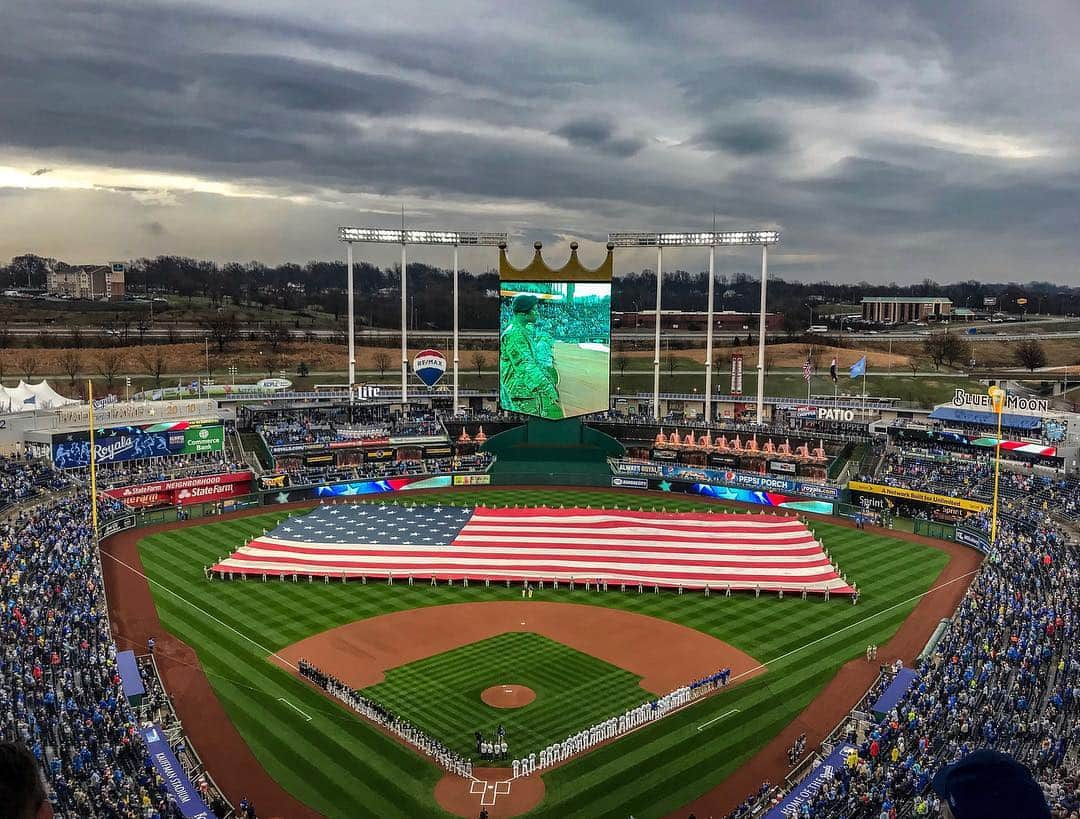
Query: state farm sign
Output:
[[104, 471, 253, 509]]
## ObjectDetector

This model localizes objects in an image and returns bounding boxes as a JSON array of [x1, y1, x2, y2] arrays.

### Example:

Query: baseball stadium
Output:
[[0, 232, 1075, 819]]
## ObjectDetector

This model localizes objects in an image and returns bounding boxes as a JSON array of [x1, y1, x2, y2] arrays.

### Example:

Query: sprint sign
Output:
[[412, 349, 447, 387]]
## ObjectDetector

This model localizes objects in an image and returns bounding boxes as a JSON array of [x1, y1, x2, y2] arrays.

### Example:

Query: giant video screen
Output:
[[499, 281, 611, 419]]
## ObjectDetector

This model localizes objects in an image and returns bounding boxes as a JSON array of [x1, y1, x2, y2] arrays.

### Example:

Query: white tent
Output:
[[0, 379, 78, 413]]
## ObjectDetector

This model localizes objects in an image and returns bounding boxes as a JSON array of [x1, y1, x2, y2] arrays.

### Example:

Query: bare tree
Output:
[[614, 354, 630, 378], [664, 354, 679, 376], [0, 323, 11, 349], [372, 350, 392, 377], [203, 313, 239, 353], [1013, 339, 1047, 372], [265, 322, 291, 353], [97, 350, 125, 389], [908, 356, 921, 377], [763, 351, 776, 375], [471, 350, 489, 377], [15, 352, 35, 382], [60, 349, 83, 385], [138, 347, 168, 386]]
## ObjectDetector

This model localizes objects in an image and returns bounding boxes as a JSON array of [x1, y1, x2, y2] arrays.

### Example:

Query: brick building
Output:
[[46, 263, 126, 301], [861, 296, 951, 324]]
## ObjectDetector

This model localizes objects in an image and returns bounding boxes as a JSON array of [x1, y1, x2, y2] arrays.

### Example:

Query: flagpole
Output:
[[806, 346, 812, 402], [88, 380, 99, 544], [862, 347, 868, 418]]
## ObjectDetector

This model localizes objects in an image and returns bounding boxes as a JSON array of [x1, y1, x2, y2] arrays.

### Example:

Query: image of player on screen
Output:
[[500, 293, 564, 419]]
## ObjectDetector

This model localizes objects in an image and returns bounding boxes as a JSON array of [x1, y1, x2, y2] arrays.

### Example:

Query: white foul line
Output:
[[696, 708, 740, 731], [277, 698, 313, 721]]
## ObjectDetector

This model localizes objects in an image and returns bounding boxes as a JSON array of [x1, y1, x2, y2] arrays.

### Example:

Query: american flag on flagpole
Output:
[[803, 358, 814, 382], [211, 504, 853, 594]]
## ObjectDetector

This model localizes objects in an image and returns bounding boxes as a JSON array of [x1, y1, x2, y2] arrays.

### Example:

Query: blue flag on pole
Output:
[[849, 356, 866, 378]]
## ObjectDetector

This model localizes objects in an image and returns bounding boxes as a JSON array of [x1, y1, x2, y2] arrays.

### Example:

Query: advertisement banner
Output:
[[140, 725, 216, 819], [453, 474, 492, 486], [955, 525, 991, 553], [612, 461, 663, 477], [53, 421, 224, 469], [730, 354, 743, 395], [424, 445, 454, 457], [499, 280, 611, 419], [847, 481, 990, 513], [762, 744, 856, 819], [650, 449, 678, 461], [614, 460, 840, 501], [611, 476, 649, 489], [314, 475, 452, 497], [364, 448, 395, 462], [105, 473, 253, 509], [654, 480, 835, 516], [258, 474, 289, 490], [768, 460, 797, 475], [707, 453, 740, 468]]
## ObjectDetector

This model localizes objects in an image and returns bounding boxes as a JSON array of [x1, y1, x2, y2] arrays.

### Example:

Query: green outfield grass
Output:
[[363, 632, 647, 762], [136, 488, 951, 818]]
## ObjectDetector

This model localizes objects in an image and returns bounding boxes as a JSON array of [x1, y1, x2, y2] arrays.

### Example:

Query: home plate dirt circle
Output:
[[481, 684, 536, 709]]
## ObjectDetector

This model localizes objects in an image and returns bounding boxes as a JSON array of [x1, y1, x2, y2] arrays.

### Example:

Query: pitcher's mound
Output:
[[481, 685, 536, 709]]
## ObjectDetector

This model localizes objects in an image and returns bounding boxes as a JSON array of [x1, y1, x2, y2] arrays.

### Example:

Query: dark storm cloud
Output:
[[31, 168, 53, 176], [680, 61, 876, 109], [0, 0, 1077, 282], [552, 119, 645, 158], [693, 121, 790, 156]]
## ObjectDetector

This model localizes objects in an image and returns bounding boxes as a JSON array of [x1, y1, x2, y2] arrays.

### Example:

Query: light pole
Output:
[[608, 230, 780, 422], [228, 365, 237, 386], [988, 385, 1006, 546], [338, 228, 506, 412]]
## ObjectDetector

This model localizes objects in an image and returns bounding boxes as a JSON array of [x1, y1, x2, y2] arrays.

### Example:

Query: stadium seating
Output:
[[739, 508, 1078, 817]]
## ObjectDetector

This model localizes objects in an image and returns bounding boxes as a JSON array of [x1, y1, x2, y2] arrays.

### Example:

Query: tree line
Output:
[[3, 252, 1079, 332]]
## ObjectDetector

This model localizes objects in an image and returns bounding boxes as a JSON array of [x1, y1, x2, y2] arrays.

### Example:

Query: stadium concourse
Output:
[[0, 398, 1078, 817]]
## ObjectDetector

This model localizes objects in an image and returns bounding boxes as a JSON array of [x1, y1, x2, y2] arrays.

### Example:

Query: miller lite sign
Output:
[[412, 349, 447, 387]]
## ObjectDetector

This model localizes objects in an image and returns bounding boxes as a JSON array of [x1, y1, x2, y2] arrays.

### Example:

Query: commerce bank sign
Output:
[[952, 388, 1048, 415]]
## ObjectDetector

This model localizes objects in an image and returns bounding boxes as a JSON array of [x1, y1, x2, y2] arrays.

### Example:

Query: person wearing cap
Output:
[[500, 292, 563, 419], [932, 748, 1050, 819]]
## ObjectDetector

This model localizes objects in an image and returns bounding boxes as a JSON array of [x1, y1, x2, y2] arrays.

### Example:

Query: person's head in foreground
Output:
[[933, 748, 1049, 819], [0, 742, 53, 819]]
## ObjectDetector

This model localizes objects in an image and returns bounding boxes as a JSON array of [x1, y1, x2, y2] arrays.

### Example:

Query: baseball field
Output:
[[115, 488, 958, 818]]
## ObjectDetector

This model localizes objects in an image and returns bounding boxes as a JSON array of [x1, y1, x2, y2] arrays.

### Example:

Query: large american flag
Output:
[[213, 505, 852, 594]]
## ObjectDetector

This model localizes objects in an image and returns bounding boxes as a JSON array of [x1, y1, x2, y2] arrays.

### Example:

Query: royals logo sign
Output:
[[412, 349, 447, 387]]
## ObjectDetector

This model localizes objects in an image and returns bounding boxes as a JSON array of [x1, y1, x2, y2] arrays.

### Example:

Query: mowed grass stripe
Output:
[[149, 574, 442, 817], [136, 492, 954, 817]]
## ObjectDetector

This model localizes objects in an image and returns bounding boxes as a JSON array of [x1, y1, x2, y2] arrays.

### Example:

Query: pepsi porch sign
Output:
[[412, 349, 447, 387]]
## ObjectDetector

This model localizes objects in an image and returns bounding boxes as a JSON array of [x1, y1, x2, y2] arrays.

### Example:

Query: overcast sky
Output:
[[2, 0, 1078, 282]]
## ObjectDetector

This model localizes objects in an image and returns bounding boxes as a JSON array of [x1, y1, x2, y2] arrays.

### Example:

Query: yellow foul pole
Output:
[[88, 380, 99, 542], [988, 385, 1006, 546]]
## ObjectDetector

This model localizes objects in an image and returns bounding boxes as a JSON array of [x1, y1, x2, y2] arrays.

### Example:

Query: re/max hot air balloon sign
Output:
[[412, 349, 447, 387]]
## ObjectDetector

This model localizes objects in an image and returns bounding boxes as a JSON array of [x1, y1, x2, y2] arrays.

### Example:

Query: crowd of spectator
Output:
[[0, 449, 71, 510], [745, 508, 1078, 817], [869, 448, 1080, 523], [0, 489, 184, 817], [88, 453, 247, 491], [272, 453, 494, 487]]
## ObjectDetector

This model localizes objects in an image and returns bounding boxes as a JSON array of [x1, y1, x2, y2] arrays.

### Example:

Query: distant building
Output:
[[612, 310, 784, 332], [46, 263, 125, 301], [861, 296, 951, 324]]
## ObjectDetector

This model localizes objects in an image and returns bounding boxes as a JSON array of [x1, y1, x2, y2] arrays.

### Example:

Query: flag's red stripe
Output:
[[216, 553, 841, 581], [231, 546, 834, 570], [249, 539, 826, 559]]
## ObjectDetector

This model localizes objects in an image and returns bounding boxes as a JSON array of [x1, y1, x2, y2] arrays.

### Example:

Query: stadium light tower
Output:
[[338, 228, 506, 411], [609, 230, 780, 422]]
